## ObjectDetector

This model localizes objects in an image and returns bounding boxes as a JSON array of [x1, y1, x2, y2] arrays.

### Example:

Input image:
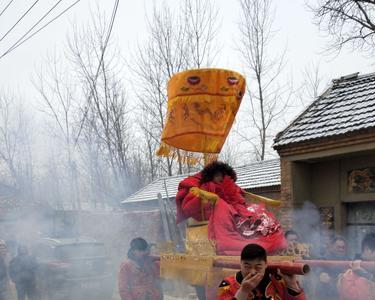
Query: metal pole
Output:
[[157, 192, 171, 241]]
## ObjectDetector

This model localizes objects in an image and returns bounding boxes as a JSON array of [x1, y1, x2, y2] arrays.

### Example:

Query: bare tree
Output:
[[138, 114, 161, 181], [37, 151, 64, 209], [132, 4, 188, 177], [237, 0, 290, 161], [133, 0, 220, 178], [296, 62, 329, 107], [78, 120, 110, 209], [182, 0, 220, 68], [68, 12, 137, 203], [219, 136, 240, 167], [34, 56, 81, 209], [310, 0, 375, 54], [0, 92, 34, 200], [34, 8, 139, 208]]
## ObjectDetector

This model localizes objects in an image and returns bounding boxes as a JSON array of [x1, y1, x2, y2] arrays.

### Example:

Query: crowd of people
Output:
[[2, 226, 373, 300], [118, 233, 375, 300], [1, 159, 374, 300]]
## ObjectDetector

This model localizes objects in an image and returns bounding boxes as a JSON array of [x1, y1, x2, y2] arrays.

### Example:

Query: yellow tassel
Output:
[[156, 143, 218, 166], [156, 143, 171, 156], [190, 187, 219, 204]]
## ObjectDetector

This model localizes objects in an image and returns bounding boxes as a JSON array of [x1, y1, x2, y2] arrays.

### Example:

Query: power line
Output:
[[0, 0, 40, 43], [96, 0, 119, 75], [0, 0, 81, 60], [1, 0, 66, 57], [74, 0, 120, 147], [0, 0, 15, 17], [105, 0, 120, 48]]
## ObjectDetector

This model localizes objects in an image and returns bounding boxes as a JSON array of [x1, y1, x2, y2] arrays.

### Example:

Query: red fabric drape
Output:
[[175, 173, 287, 254]]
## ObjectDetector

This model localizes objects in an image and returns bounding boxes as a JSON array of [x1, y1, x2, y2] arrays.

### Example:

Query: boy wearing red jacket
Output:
[[118, 238, 162, 300], [217, 244, 306, 300]]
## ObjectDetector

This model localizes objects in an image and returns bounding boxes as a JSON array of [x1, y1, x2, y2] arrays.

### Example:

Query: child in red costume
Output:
[[175, 161, 286, 255], [217, 244, 306, 300], [118, 238, 162, 300], [337, 233, 375, 300]]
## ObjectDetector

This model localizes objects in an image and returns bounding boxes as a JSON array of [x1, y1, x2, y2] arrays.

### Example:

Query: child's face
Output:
[[213, 172, 224, 183], [286, 234, 299, 246], [330, 239, 346, 256], [362, 247, 375, 261]]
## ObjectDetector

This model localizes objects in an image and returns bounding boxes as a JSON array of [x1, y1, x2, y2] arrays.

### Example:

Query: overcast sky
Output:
[[0, 0, 373, 160], [0, 0, 373, 91]]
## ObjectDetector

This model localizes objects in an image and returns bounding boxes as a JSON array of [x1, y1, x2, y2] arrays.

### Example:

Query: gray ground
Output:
[[112, 280, 199, 300]]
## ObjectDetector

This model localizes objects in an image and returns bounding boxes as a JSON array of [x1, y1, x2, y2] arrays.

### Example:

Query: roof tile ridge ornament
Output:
[[332, 72, 360, 87]]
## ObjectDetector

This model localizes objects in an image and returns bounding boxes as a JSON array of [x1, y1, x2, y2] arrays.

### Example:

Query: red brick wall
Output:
[[279, 159, 293, 229]]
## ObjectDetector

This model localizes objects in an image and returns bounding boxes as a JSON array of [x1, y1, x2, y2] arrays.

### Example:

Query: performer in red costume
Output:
[[118, 238, 162, 300], [337, 233, 375, 300], [176, 161, 286, 255], [217, 244, 306, 300]]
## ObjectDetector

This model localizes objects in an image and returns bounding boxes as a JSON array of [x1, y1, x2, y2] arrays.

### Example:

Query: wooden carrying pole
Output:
[[243, 191, 282, 207], [296, 260, 375, 272], [151, 256, 310, 275], [213, 259, 310, 275]]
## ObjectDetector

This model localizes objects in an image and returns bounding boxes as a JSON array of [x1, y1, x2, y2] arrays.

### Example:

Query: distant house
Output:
[[0, 182, 55, 243], [0, 183, 21, 221], [121, 159, 281, 211], [274, 72, 375, 251]]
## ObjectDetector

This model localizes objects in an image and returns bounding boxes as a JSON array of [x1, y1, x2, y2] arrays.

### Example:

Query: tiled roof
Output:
[[274, 72, 375, 148], [122, 159, 280, 204]]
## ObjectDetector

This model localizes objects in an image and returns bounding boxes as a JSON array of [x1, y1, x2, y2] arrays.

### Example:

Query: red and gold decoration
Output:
[[157, 68, 246, 164]]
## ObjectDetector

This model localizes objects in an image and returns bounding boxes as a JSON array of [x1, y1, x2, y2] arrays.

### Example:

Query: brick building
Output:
[[274, 72, 375, 251]]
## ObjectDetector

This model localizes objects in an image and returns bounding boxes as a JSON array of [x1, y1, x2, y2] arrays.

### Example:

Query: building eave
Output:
[[275, 127, 375, 159]]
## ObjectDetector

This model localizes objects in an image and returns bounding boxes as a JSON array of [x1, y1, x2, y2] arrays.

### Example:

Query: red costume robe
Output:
[[118, 258, 162, 300], [176, 173, 286, 255], [338, 268, 374, 300], [217, 270, 306, 300]]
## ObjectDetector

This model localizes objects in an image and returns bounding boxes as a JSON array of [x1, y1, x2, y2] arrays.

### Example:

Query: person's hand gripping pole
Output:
[[189, 187, 219, 205]]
